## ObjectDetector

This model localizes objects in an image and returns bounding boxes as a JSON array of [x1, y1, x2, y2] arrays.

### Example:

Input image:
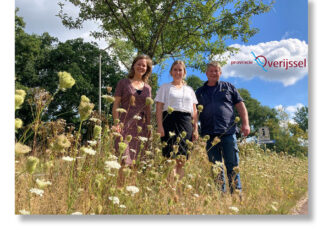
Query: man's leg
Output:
[[206, 135, 226, 193], [221, 134, 242, 194]]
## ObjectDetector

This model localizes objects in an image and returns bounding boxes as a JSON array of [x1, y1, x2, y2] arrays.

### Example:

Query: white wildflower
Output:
[[138, 136, 148, 142], [133, 115, 142, 120], [80, 147, 96, 156], [109, 155, 118, 160], [87, 140, 98, 146], [36, 178, 52, 189], [71, 212, 83, 215], [186, 185, 192, 190], [119, 205, 126, 209], [19, 209, 30, 215], [62, 156, 74, 162], [108, 196, 120, 205], [229, 206, 239, 213], [29, 188, 44, 197], [193, 193, 199, 198], [126, 185, 139, 195], [169, 131, 175, 137], [105, 160, 121, 170]]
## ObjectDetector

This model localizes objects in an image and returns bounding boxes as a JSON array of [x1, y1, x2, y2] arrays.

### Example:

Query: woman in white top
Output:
[[155, 60, 199, 179]]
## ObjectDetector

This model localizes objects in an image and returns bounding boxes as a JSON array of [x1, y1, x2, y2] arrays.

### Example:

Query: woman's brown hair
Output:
[[127, 54, 153, 83]]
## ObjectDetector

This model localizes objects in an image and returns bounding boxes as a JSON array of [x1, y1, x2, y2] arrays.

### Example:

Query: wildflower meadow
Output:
[[15, 72, 308, 215]]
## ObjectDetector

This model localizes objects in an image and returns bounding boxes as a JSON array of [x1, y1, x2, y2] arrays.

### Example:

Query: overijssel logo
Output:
[[230, 51, 307, 72]]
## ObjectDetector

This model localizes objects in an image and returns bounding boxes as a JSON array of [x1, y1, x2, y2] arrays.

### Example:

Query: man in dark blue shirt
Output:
[[196, 62, 250, 197]]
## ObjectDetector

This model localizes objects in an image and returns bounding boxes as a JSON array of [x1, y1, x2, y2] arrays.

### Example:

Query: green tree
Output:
[[58, 0, 273, 71], [15, 10, 125, 126], [293, 106, 308, 132], [186, 75, 203, 91], [237, 88, 278, 135]]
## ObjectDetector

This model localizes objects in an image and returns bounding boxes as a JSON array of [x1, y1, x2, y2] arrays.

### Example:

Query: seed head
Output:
[[58, 71, 75, 91], [78, 95, 94, 121], [93, 125, 102, 139], [125, 135, 132, 143], [167, 106, 174, 114], [26, 156, 39, 174], [15, 118, 23, 130], [15, 142, 31, 155], [118, 142, 128, 154], [197, 105, 204, 113], [102, 95, 115, 104], [145, 97, 154, 106]]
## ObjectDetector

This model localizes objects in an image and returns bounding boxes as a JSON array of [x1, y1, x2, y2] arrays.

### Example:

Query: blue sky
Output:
[[16, 0, 308, 116], [156, 0, 308, 113]]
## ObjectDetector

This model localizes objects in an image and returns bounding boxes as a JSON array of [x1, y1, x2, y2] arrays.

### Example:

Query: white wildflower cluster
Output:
[[138, 136, 148, 142], [19, 209, 30, 215], [133, 115, 142, 120], [71, 212, 83, 215], [36, 178, 52, 189], [108, 196, 120, 205], [105, 160, 121, 170], [87, 140, 97, 146], [126, 185, 139, 196], [29, 188, 44, 197], [62, 156, 75, 162], [229, 206, 239, 213], [80, 147, 96, 156]]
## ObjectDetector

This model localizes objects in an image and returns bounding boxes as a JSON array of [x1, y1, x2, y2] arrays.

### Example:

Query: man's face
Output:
[[206, 66, 221, 84]]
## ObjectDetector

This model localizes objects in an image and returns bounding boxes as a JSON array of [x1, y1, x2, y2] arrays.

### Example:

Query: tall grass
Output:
[[15, 73, 308, 215]]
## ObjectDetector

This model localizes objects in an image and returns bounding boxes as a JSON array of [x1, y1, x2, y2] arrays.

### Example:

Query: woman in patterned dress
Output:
[[112, 55, 153, 168]]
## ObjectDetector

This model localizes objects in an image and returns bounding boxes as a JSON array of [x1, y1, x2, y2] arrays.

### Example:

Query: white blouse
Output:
[[155, 83, 198, 115]]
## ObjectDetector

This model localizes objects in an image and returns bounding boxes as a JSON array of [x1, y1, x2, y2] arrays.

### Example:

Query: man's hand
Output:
[[241, 124, 250, 136]]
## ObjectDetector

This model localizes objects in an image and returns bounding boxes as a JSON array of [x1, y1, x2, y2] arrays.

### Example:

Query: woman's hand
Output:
[[192, 130, 199, 141], [157, 126, 165, 137]]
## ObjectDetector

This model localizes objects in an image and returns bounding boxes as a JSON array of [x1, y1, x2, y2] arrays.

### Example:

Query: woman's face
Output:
[[133, 58, 148, 77], [170, 64, 185, 81]]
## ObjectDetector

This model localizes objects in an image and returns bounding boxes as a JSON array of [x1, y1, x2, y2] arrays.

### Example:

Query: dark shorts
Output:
[[161, 111, 193, 159]]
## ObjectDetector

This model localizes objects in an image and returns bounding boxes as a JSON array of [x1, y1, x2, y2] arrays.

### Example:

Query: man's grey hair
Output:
[[206, 61, 222, 72]]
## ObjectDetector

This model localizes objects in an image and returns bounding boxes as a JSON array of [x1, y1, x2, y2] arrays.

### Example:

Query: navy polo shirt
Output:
[[195, 81, 243, 136]]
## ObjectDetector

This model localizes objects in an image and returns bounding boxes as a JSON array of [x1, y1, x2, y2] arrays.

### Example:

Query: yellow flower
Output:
[[58, 71, 75, 91], [234, 116, 240, 123], [15, 118, 23, 130]]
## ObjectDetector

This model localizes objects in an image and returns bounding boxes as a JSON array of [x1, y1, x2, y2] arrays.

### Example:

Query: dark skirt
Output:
[[161, 111, 193, 159]]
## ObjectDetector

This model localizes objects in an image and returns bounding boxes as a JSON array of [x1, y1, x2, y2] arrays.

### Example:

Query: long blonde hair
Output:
[[127, 54, 153, 83]]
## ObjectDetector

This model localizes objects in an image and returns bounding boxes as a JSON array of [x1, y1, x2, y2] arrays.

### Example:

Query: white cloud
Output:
[[275, 103, 304, 125], [16, 0, 108, 48], [219, 39, 308, 86]]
